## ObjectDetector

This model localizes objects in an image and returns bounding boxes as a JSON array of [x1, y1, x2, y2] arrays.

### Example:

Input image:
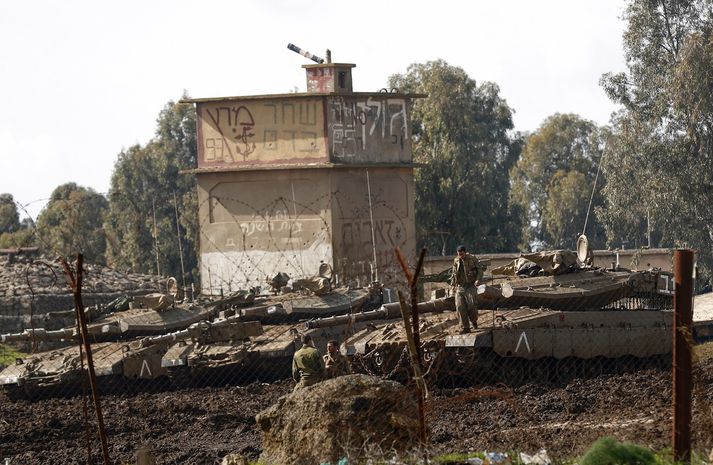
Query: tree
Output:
[[388, 60, 523, 255], [510, 114, 609, 250], [0, 193, 20, 234], [35, 183, 108, 263], [105, 97, 198, 283], [599, 0, 713, 280]]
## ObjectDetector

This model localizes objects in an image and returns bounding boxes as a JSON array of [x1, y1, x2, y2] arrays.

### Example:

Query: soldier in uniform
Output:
[[323, 339, 351, 379], [450, 245, 483, 333], [292, 334, 325, 390]]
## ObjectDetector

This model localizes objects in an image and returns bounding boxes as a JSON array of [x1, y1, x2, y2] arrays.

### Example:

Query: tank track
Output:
[[351, 344, 672, 387]]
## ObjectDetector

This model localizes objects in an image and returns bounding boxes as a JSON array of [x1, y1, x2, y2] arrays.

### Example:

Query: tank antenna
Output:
[[581, 139, 608, 240], [366, 169, 379, 283], [173, 191, 188, 298]]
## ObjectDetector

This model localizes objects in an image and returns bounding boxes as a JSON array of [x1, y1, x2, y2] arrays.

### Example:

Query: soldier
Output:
[[323, 340, 351, 378], [292, 334, 325, 390], [450, 245, 483, 333]]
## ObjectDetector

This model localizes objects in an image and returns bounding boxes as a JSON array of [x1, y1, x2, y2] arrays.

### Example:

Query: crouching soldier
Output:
[[323, 340, 351, 379], [292, 334, 325, 390]]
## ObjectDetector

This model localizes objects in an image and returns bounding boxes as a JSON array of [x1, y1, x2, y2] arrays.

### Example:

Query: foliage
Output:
[[581, 437, 656, 465], [388, 60, 523, 255], [599, 0, 713, 282], [432, 451, 484, 463], [0, 197, 36, 249], [0, 193, 21, 234], [0, 343, 27, 367], [0, 229, 36, 250], [105, 96, 198, 284], [35, 183, 108, 263], [510, 114, 609, 250]]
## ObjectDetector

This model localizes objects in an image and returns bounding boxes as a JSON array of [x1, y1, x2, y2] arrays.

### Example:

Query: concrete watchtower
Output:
[[184, 57, 423, 294]]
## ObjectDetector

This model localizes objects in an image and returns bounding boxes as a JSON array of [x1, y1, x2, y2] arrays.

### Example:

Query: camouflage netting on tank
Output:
[[256, 374, 420, 465], [0, 251, 162, 332]]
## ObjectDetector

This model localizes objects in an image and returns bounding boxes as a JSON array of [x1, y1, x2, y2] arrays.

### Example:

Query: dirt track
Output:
[[2, 365, 713, 465]]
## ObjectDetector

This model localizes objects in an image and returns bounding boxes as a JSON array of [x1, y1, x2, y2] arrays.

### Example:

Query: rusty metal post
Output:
[[673, 249, 694, 463], [62, 255, 111, 465]]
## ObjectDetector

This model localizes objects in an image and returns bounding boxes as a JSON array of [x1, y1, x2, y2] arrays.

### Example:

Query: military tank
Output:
[[0, 273, 377, 399], [0, 244, 696, 398], [156, 247, 680, 389], [336, 247, 678, 386]]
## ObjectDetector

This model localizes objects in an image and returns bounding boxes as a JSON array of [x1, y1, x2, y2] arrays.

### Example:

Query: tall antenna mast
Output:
[[366, 169, 379, 283], [152, 198, 161, 277], [582, 140, 608, 239], [173, 191, 187, 294]]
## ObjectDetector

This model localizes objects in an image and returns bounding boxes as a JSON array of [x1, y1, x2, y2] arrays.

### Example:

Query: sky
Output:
[[0, 0, 628, 220]]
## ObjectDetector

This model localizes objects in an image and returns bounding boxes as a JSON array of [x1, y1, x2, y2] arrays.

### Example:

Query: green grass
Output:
[[581, 437, 657, 465], [0, 343, 27, 366], [433, 452, 483, 463]]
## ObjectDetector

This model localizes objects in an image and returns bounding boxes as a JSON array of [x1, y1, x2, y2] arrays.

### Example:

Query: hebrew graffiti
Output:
[[329, 97, 408, 159], [198, 99, 326, 168], [204, 105, 256, 161], [199, 182, 413, 291]]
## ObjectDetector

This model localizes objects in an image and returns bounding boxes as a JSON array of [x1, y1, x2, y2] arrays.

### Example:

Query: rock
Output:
[[221, 454, 248, 465], [256, 374, 420, 465]]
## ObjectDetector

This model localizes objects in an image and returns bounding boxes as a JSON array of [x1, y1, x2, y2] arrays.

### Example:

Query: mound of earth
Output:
[[256, 374, 421, 465]]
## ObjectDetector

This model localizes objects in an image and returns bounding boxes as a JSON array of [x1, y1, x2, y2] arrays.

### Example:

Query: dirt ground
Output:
[[2, 364, 713, 465]]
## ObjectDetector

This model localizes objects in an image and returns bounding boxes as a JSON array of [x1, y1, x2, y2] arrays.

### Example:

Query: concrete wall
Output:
[[197, 166, 416, 292], [197, 169, 334, 293], [196, 96, 328, 169], [330, 167, 416, 287], [592, 248, 673, 271], [326, 95, 412, 164], [193, 93, 416, 170]]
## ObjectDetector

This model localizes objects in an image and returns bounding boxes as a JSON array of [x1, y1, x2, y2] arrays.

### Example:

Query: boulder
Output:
[[256, 374, 420, 465]]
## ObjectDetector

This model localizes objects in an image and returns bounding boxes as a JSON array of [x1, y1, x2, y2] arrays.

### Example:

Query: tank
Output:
[[339, 249, 678, 386], [0, 245, 692, 398], [0, 281, 376, 399]]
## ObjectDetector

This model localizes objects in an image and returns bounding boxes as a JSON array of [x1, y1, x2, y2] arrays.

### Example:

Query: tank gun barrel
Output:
[[477, 283, 514, 302], [1, 328, 76, 343], [287, 43, 324, 64], [305, 296, 455, 329], [136, 317, 263, 349]]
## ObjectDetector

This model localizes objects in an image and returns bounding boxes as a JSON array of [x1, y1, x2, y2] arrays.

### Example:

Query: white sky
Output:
[[0, 0, 627, 220]]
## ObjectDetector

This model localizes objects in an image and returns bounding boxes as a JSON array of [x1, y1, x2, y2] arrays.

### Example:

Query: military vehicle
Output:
[[157, 247, 681, 389], [0, 280, 375, 399], [339, 247, 679, 386], [3, 242, 704, 398]]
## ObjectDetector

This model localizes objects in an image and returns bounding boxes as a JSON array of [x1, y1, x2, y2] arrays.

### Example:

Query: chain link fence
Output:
[[0, 199, 712, 465]]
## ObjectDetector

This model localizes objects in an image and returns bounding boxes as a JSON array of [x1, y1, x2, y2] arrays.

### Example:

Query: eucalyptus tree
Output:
[[389, 60, 523, 254], [510, 114, 609, 250], [600, 0, 713, 279], [105, 97, 198, 281], [35, 183, 108, 263]]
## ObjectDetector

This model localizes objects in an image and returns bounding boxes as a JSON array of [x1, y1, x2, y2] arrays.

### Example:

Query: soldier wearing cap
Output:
[[292, 334, 325, 390], [323, 339, 351, 378], [450, 245, 482, 333]]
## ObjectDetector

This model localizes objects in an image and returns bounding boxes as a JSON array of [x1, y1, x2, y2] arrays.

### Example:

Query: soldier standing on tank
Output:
[[292, 334, 325, 390], [323, 339, 351, 378], [450, 245, 483, 333]]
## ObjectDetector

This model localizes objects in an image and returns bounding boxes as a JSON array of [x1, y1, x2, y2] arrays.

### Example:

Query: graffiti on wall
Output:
[[329, 97, 409, 159], [198, 98, 327, 167]]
